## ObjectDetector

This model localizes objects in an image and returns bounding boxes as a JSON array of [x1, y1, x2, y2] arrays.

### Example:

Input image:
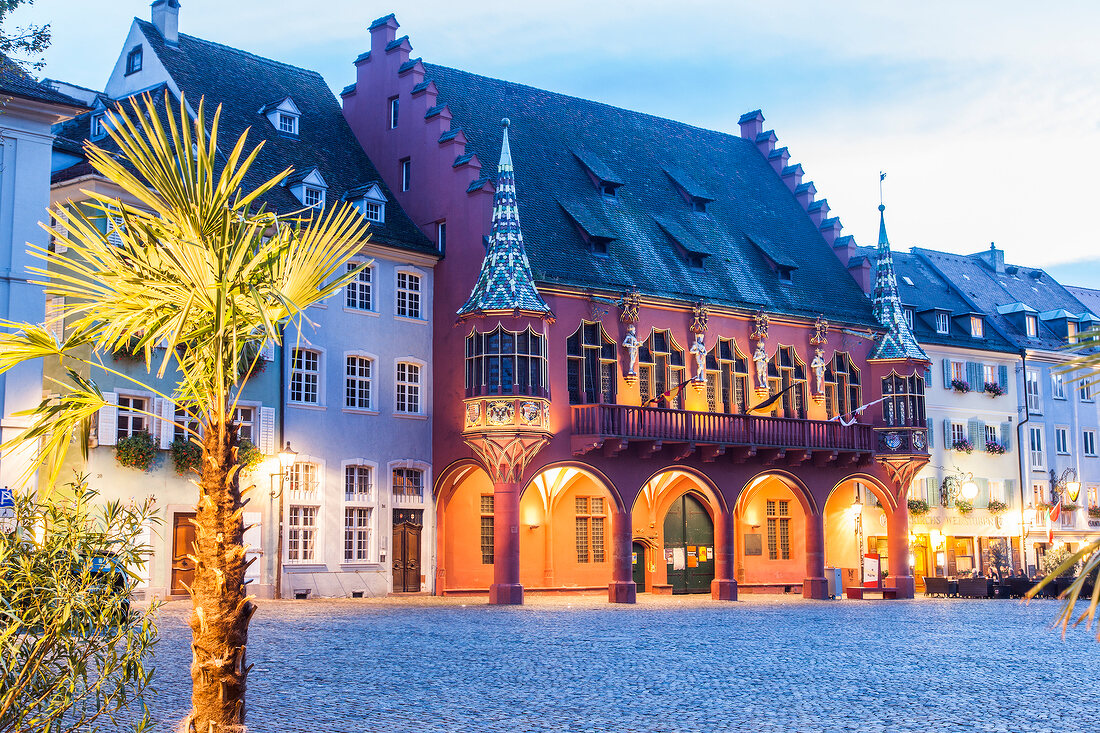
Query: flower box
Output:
[[955, 499, 974, 514], [951, 379, 971, 394], [984, 382, 1006, 397], [985, 440, 1006, 454], [952, 439, 974, 454], [908, 499, 930, 516], [987, 500, 1008, 515]]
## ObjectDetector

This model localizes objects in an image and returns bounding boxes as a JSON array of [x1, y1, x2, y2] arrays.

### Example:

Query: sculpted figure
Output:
[[811, 348, 827, 395], [753, 342, 768, 390], [622, 324, 640, 376], [689, 333, 708, 382]]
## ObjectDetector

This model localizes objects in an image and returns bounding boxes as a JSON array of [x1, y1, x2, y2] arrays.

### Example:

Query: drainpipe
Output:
[[274, 325, 286, 599], [1016, 349, 1030, 575]]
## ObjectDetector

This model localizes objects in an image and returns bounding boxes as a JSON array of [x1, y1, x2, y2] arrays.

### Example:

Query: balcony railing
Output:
[[571, 404, 876, 453]]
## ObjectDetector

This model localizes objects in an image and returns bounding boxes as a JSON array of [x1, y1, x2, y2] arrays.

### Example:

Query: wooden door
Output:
[[171, 512, 197, 595], [663, 493, 715, 594], [392, 521, 422, 592], [632, 541, 646, 592]]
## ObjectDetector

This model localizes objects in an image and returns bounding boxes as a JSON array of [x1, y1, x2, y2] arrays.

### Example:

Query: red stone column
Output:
[[711, 508, 738, 600], [888, 502, 915, 599], [489, 481, 524, 605], [608, 507, 637, 603], [803, 512, 828, 599]]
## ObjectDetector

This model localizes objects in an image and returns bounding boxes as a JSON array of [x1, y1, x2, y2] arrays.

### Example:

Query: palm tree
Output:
[[0, 92, 368, 731]]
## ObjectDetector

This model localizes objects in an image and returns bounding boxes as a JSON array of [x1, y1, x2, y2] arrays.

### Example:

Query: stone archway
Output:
[[732, 471, 816, 596]]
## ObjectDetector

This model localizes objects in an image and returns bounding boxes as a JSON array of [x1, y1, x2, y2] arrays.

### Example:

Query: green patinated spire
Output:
[[870, 203, 928, 361], [457, 118, 551, 318]]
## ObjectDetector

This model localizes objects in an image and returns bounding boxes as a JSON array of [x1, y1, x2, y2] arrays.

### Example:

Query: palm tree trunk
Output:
[[188, 420, 254, 732]]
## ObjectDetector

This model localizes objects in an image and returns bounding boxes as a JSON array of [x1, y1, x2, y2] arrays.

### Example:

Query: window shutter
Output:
[[44, 296, 64, 341], [943, 359, 952, 389], [926, 418, 934, 449], [977, 478, 990, 506], [259, 406, 276, 454], [927, 476, 940, 506], [159, 399, 175, 449], [98, 393, 118, 446], [998, 365, 1009, 391], [106, 215, 124, 247], [968, 419, 984, 447], [261, 339, 274, 362], [967, 362, 983, 391], [1000, 422, 1013, 451], [943, 419, 952, 444], [1005, 479, 1016, 508], [243, 511, 262, 580]]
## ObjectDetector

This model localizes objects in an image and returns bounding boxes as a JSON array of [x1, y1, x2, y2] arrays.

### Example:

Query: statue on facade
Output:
[[622, 324, 640, 376], [753, 342, 769, 391], [689, 333, 708, 382], [811, 348, 827, 396]]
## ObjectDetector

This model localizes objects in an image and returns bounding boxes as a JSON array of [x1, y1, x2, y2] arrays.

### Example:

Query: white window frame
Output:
[[395, 269, 423, 320], [116, 393, 150, 441], [982, 364, 997, 387], [401, 158, 411, 191], [278, 112, 298, 135], [988, 480, 1005, 504], [935, 312, 949, 334], [233, 403, 257, 444], [1026, 315, 1038, 338], [950, 422, 966, 446], [125, 45, 143, 75], [345, 261, 374, 312], [985, 424, 999, 446], [1080, 379, 1094, 402], [1026, 369, 1041, 413], [389, 459, 431, 506], [1068, 321, 1079, 344], [394, 358, 426, 416], [360, 199, 384, 223], [344, 352, 377, 412], [91, 113, 106, 140], [1029, 425, 1045, 471], [949, 360, 965, 383], [342, 459, 378, 503], [289, 347, 323, 406], [1051, 372, 1066, 400], [303, 186, 324, 208], [1084, 430, 1097, 457], [1055, 425, 1070, 455], [970, 316, 983, 337], [343, 506, 374, 563], [389, 96, 399, 129], [286, 505, 318, 563]]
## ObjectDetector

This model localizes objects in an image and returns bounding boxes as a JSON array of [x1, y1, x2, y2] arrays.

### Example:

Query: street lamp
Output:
[[271, 441, 297, 599], [940, 470, 979, 506]]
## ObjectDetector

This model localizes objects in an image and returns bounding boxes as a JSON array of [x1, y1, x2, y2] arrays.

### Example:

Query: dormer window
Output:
[[260, 97, 302, 137], [572, 149, 623, 199], [287, 167, 328, 210], [360, 200, 382, 222], [601, 183, 617, 198], [91, 114, 106, 139], [935, 312, 950, 334], [590, 237, 611, 256], [1068, 321, 1079, 344], [777, 266, 793, 283], [125, 46, 143, 75], [303, 187, 323, 208], [663, 167, 714, 215], [345, 182, 387, 224], [904, 308, 915, 330], [690, 198, 707, 214], [970, 316, 984, 338], [1026, 314, 1038, 337], [687, 253, 705, 270]]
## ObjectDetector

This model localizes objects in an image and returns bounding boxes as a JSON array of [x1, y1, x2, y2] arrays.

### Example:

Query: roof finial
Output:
[[879, 170, 886, 208], [869, 198, 928, 362], [498, 118, 513, 171]]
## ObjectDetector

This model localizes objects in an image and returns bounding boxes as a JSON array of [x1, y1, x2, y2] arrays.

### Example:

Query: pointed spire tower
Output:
[[459, 119, 553, 607], [869, 204, 927, 361], [458, 118, 551, 318]]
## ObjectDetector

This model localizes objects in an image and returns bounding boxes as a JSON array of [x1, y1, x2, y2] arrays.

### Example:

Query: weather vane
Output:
[[879, 171, 886, 206]]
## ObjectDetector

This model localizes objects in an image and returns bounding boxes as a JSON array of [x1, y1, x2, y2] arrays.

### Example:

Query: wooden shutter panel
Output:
[[44, 296, 64, 341], [159, 399, 175, 449], [1000, 422, 1013, 451], [98, 393, 118, 446], [967, 362, 983, 391], [968, 418, 984, 448], [998, 365, 1009, 391], [926, 418, 934, 449], [943, 359, 952, 389], [259, 406, 276, 454], [243, 511, 262, 580], [1005, 479, 1016, 508], [977, 478, 990, 506], [927, 476, 940, 506], [943, 419, 953, 444]]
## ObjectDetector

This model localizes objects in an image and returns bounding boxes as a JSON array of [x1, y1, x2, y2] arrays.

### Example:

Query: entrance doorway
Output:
[[392, 509, 423, 592], [663, 493, 715, 594], [171, 512, 197, 596], [632, 541, 647, 592]]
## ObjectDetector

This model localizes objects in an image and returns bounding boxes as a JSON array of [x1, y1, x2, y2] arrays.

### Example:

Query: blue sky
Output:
[[14, 1, 1100, 285]]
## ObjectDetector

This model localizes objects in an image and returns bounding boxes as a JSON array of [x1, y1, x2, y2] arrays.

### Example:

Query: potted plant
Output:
[[951, 378, 971, 394], [1061, 502, 1078, 512], [985, 440, 1006, 455], [987, 499, 1008, 515], [984, 382, 1006, 397], [908, 498, 930, 516], [952, 438, 974, 454], [955, 498, 974, 514], [115, 430, 156, 471], [1089, 506, 1100, 519]]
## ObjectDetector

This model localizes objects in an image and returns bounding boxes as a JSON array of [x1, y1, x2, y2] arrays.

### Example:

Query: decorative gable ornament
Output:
[[690, 301, 709, 334], [619, 290, 640, 324]]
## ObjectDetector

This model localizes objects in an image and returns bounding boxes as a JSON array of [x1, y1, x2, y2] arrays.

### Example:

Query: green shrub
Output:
[[907, 498, 930, 516], [170, 437, 202, 475], [115, 431, 156, 471]]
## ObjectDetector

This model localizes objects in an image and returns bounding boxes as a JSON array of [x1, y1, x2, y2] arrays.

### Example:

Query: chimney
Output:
[[738, 110, 764, 140], [151, 0, 180, 45], [971, 241, 1005, 274]]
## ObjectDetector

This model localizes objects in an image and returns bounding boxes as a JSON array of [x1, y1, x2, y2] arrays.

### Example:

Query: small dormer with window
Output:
[[1038, 308, 1082, 343], [747, 233, 798, 284], [260, 97, 301, 137], [572, 149, 623, 199], [663, 167, 714, 214], [653, 215, 709, 270], [560, 200, 616, 257], [345, 182, 387, 223], [968, 314, 984, 338], [287, 167, 327, 209], [997, 301, 1039, 338]]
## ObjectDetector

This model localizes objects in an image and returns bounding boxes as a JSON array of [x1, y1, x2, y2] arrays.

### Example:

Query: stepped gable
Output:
[[419, 63, 881, 328], [458, 119, 551, 318], [915, 247, 1093, 352], [55, 20, 432, 254], [868, 205, 928, 361]]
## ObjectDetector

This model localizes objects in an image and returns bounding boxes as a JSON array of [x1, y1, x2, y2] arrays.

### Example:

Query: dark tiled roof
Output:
[[422, 63, 880, 327], [0, 54, 86, 109], [857, 245, 1016, 354], [53, 21, 432, 255], [913, 247, 1087, 352]]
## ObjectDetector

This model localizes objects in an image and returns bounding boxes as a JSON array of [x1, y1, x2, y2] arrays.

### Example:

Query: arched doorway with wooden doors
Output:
[[823, 475, 898, 595], [733, 471, 815, 595], [633, 469, 726, 595], [518, 463, 625, 595]]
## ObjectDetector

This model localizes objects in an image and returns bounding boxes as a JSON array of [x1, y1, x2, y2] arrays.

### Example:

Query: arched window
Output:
[[705, 337, 749, 413], [566, 321, 616, 404], [824, 351, 862, 419], [465, 326, 548, 398], [882, 371, 926, 427], [638, 329, 686, 408], [767, 346, 806, 419]]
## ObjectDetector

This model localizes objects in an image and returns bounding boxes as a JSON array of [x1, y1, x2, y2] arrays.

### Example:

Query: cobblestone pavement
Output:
[[139, 594, 1100, 733]]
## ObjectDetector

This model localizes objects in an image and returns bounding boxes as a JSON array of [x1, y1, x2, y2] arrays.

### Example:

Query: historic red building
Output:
[[342, 14, 931, 603]]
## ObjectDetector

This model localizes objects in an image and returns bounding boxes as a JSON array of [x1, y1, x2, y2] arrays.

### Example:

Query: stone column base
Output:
[[803, 576, 828, 600], [489, 583, 524, 605], [889, 575, 915, 599], [711, 579, 738, 601], [608, 581, 637, 604]]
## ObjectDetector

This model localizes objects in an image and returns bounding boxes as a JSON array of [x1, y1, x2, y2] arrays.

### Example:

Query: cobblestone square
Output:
[[142, 595, 1100, 732]]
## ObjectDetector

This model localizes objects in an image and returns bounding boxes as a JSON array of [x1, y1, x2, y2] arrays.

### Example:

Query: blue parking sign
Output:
[[0, 486, 12, 519]]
